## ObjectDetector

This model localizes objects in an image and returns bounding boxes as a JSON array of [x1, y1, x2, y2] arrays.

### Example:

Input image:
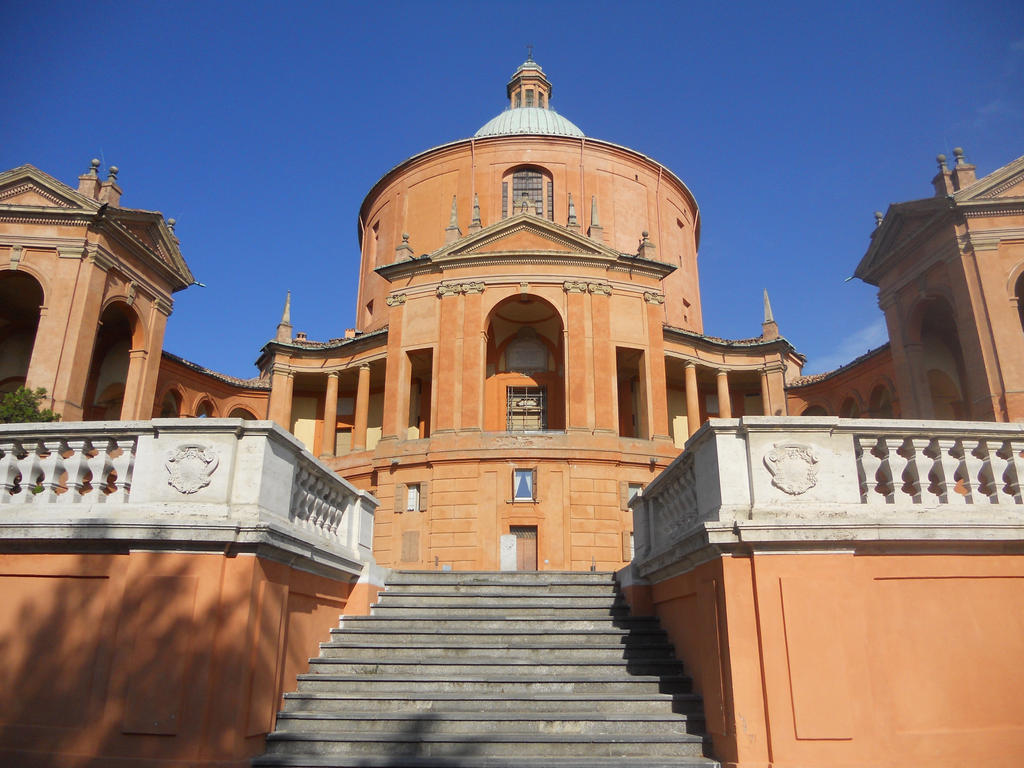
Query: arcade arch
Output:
[[83, 302, 141, 420], [916, 298, 969, 419], [484, 294, 564, 432], [1015, 272, 1024, 336], [159, 388, 183, 417], [0, 272, 44, 393]]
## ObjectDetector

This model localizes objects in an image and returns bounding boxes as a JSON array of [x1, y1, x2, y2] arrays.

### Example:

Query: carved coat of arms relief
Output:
[[165, 444, 219, 494], [764, 442, 819, 495]]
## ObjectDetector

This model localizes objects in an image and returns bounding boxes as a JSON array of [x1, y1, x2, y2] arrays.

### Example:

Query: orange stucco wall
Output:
[[638, 552, 1024, 768], [0, 551, 364, 768]]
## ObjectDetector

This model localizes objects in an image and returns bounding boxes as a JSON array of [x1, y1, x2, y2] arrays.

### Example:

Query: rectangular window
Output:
[[406, 483, 421, 512], [538, 92, 545, 108], [514, 91, 522, 108], [513, 468, 536, 501], [546, 180, 553, 220], [525, 89, 534, 107], [506, 386, 546, 431], [502, 182, 508, 219]]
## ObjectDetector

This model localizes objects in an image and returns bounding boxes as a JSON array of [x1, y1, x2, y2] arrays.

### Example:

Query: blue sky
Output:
[[5, 1, 1022, 376]]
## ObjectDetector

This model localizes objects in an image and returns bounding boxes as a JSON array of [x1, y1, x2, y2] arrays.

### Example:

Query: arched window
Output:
[[502, 166, 553, 221], [1015, 273, 1024, 336], [229, 407, 257, 420], [159, 389, 182, 417], [195, 399, 215, 418]]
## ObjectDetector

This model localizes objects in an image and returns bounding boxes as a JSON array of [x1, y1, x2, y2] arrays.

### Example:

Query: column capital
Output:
[[386, 293, 407, 306], [684, 361, 697, 370], [563, 281, 588, 294], [643, 291, 665, 305], [272, 364, 294, 378], [358, 362, 371, 372]]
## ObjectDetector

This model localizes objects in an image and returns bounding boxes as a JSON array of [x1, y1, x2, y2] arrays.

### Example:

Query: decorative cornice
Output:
[[437, 282, 484, 297], [90, 249, 115, 271], [385, 293, 407, 306], [153, 297, 173, 317]]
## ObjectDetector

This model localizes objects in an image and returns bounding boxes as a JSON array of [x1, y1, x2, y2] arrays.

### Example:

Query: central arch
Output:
[[483, 294, 564, 432], [0, 272, 44, 394]]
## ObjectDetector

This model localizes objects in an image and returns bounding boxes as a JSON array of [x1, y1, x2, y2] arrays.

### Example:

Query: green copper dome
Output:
[[475, 107, 584, 138]]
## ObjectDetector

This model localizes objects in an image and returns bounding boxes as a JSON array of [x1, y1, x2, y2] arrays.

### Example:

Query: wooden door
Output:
[[511, 526, 537, 571]]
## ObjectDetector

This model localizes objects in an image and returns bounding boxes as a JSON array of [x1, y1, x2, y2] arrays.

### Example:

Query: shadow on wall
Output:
[[0, 542, 343, 768]]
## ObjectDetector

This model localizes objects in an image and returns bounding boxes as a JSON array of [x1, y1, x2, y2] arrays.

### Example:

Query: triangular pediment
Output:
[[0, 164, 98, 211], [437, 212, 613, 261], [854, 199, 947, 283], [954, 155, 1024, 201]]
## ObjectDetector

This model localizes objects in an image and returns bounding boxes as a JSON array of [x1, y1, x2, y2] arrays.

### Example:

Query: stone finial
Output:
[[445, 195, 462, 244], [567, 193, 579, 231], [761, 289, 779, 340], [469, 193, 482, 233], [395, 231, 414, 260], [78, 159, 102, 198], [98, 164, 122, 206], [936, 153, 948, 171], [874, 211, 884, 227], [588, 196, 604, 242], [167, 218, 177, 233], [950, 146, 976, 191], [276, 291, 293, 342], [932, 151, 955, 197], [637, 230, 656, 260]]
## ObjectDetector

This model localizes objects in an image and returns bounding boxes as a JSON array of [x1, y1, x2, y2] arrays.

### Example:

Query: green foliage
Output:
[[0, 387, 60, 424]]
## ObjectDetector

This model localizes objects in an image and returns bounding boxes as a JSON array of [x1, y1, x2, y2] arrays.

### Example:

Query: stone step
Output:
[[273, 710, 705, 737], [376, 592, 622, 608], [254, 754, 719, 767], [306, 657, 684, 678], [293, 674, 693, 696], [338, 616, 657, 632], [386, 582, 618, 596], [317, 642, 676, 661], [386, 570, 618, 586], [368, 605, 630, 618], [261, 730, 708, 758], [280, 691, 706, 716], [327, 626, 670, 646]]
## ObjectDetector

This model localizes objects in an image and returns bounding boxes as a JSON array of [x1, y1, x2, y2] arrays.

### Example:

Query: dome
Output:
[[475, 107, 584, 138]]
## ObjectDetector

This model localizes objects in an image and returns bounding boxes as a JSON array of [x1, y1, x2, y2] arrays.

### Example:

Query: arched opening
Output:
[[484, 294, 564, 432], [195, 399, 215, 418], [502, 165, 553, 220], [1015, 272, 1024, 336], [83, 302, 138, 420], [918, 298, 969, 419], [839, 397, 860, 418], [229, 407, 257, 420], [869, 384, 895, 418], [801, 405, 828, 416], [0, 272, 44, 394], [159, 389, 183, 417]]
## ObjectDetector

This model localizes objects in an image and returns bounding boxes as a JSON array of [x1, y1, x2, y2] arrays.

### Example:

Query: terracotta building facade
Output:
[[2, 59, 1023, 572]]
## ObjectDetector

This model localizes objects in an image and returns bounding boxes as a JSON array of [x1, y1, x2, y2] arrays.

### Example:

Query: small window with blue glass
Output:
[[513, 468, 536, 502]]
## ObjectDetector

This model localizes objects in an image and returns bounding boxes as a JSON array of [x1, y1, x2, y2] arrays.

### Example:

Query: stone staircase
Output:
[[254, 570, 719, 768]]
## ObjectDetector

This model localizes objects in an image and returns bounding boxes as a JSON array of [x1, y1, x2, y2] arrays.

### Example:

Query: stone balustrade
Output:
[[0, 419, 377, 578], [632, 417, 1024, 577]]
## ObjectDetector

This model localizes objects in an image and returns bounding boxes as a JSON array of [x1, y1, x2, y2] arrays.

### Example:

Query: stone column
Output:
[[760, 369, 772, 415], [644, 293, 671, 441], [119, 348, 148, 420], [716, 369, 732, 419], [268, 366, 294, 429], [564, 283, 590, 430], [460, 285, 485, 430], [352, 364, 371, 451], [381, 296, 406, 441], [434, 286, 461, 432], [590, 286, 616, 433], [320, 371, 339, 457], [53, 247, 109, 419], [684, 362, 700, 437]]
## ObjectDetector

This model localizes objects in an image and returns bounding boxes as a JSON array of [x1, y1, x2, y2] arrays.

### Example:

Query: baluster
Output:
[[87, 439, 114, 502], [108, 438, 135, 503], [960, 438, 986, 504], [16, 441, 43, 504], [899, 437, 936, 505], [988, 441, 1012, 505], [1002, 439, 1024, 504], [0, 440, 23, 503], [60, 439, 91, 504], [875, 437, 903, 504], [934, 438, 966, 505], [36, 440, 66, 503]]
